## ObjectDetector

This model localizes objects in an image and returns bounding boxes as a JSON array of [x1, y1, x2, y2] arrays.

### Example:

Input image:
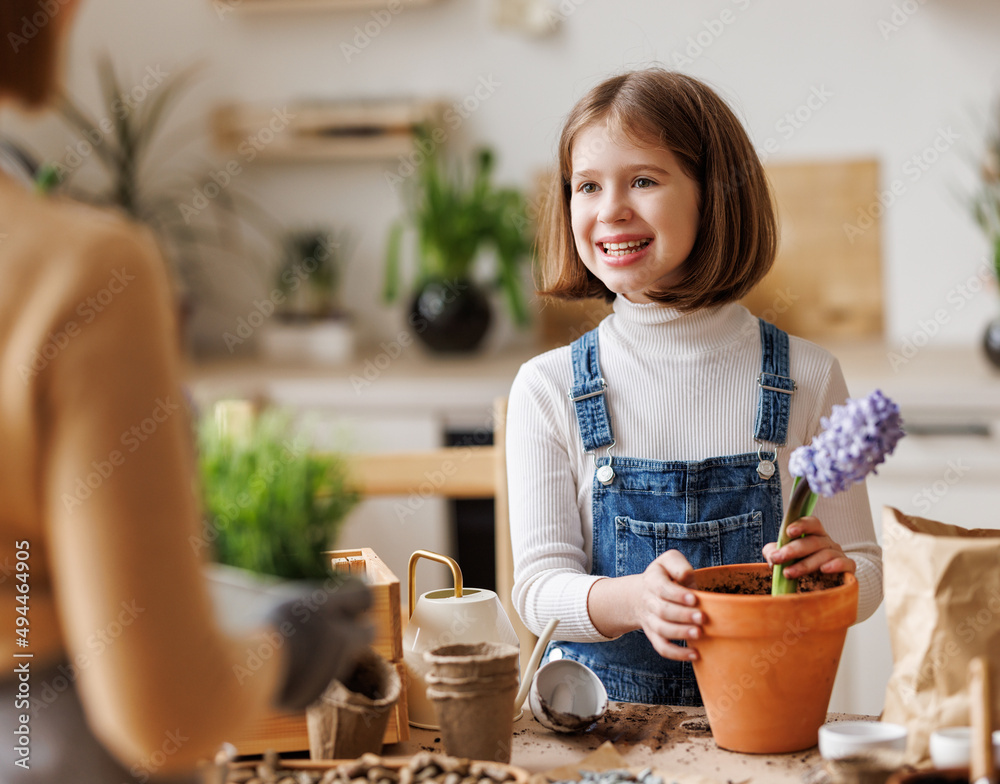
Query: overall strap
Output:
[[568, 329, 614, 453], [754, 319, 796, 446]]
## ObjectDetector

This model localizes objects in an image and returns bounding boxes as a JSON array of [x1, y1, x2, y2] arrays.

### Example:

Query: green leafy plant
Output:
[[383, 136, 533, 326], [29, 55, 279, 313], [275, 227, 353, 321], [197, 408, 359, 581]]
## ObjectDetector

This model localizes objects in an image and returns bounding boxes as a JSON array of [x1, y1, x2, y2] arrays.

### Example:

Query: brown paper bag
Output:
[[880, 506, 1000, 764]]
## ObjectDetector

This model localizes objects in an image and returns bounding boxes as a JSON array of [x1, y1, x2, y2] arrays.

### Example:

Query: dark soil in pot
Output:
[[696, 570, 844, 595]]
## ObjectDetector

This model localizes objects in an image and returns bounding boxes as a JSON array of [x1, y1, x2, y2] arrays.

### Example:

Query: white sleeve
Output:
[[506, 361, 615, 643], [807, 359, 883, 624]]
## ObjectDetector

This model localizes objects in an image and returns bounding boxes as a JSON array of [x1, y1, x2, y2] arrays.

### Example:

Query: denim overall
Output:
[[549, 319, 797, 705]]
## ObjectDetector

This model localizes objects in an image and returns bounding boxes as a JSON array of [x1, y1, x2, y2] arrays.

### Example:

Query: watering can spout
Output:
[[513, 618, 559, 712]]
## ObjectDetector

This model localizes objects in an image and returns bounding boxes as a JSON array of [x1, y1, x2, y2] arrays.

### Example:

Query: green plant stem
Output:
[[993, 238, 1000, 286], [771, 476, 818, 596]]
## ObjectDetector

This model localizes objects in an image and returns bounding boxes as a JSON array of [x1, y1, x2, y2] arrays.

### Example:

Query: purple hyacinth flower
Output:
[[788, 389, 905, 497]]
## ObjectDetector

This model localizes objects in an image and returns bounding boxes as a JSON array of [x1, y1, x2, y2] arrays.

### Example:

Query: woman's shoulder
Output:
[[47, 198, 162, 280], [2, 181, 163, 285]]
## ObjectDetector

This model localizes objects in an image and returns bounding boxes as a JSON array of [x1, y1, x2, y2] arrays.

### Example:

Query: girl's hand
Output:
[[637, 549, 703, 662], [763, 516, 857, 578]]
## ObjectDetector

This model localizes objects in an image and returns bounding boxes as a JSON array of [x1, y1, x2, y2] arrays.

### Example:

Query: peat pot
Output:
[[687, 563, 859, 754]]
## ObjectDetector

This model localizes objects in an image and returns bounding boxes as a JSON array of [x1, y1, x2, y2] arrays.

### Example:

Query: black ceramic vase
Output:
[[984, 316, 1000, 369], [409, 278, 492, 353]]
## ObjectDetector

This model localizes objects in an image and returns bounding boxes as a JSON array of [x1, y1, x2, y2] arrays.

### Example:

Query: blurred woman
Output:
[[0, 2, 370, 780]]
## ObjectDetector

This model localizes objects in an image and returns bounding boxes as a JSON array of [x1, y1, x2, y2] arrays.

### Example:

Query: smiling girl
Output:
[[506, 69, 882, 705]]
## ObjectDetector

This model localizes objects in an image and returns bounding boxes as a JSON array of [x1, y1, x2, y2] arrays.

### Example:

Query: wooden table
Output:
[[384, 704, 873, 784]]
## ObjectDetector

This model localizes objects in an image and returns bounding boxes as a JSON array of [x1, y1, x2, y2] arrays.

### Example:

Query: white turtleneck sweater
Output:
[[506, 297, 882, 644]]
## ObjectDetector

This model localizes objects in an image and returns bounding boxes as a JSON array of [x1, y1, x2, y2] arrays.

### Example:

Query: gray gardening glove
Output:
[[267, 576, 374, 712]]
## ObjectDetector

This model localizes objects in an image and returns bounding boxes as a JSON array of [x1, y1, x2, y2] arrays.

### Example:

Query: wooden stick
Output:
[[969, 656, 997, 784]]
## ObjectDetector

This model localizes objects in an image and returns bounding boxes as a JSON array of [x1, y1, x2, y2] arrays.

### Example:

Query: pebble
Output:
[[549, 768, 664, 784], [224, 752, 523, 784]]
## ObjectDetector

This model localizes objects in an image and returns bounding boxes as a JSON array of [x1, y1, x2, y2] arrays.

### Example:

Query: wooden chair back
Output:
[[347, 398, 535, 672]]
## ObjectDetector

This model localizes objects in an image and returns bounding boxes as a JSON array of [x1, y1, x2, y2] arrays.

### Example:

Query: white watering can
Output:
[[401, 550, 561, 729]]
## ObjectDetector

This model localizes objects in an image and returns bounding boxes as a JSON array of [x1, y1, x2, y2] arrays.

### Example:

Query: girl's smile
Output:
[[597, 234, 652, 261], [570, 121, 701, 302]]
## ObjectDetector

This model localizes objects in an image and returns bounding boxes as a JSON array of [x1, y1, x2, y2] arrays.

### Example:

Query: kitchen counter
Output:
[[187, 338, 1000, 420], [383, 704, 872, 784], [185, 342, 534, 429], [820, 338, 1000, 418]]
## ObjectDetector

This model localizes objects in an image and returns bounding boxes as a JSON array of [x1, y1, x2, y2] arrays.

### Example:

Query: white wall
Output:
[[4, 0, 1000, 354]]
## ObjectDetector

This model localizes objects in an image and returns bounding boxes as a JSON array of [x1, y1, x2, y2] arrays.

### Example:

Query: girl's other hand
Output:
[[763, 516, 857, 578], [638, 549, 703, 662]]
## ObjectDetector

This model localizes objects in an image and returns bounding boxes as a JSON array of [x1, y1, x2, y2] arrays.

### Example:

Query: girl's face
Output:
[[569, 121, 701, 303]]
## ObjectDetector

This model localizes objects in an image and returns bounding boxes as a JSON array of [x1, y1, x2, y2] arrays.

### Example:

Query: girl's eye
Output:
[[578, 182, 598, 194], [634, 177, 655, 189]]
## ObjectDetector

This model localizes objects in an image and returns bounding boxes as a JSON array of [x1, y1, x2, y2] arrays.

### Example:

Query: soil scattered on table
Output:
[[581, 704, 687, 750]]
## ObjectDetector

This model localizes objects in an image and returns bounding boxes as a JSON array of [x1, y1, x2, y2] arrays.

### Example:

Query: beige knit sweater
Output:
[[0, 170, 281, 771]]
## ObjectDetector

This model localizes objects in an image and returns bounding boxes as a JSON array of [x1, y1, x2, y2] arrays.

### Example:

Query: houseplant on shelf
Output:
[[16, 56, 281, 355], [383, 137, 533, 353], [256, 227, 356, 365], [686, 390, 905, 754]]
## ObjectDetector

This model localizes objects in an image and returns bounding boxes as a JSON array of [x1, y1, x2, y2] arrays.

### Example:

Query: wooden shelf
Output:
[[211, 98, 447, 162]]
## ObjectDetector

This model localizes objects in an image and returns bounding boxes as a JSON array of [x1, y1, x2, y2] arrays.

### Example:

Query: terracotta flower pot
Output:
[[687, 563, 859, 754]]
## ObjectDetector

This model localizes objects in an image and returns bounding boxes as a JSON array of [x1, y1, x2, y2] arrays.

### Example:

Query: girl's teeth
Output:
[[602, 239, 650, 256]]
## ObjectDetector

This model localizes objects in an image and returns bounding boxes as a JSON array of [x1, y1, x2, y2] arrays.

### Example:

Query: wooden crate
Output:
[[227, 661, 409, 755], [226, 548, 408, 755], [327, 548, 403, 663]]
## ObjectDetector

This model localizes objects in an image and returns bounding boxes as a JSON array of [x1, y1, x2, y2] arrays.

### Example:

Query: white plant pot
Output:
[[257, 319, 355, 365], [205, 562, 301, 633]]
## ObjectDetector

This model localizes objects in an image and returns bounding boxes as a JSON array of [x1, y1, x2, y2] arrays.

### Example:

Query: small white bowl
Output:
[[528, 659, 607, 733], [818, 721, 908, 760], [929, 726, 1000, 769]]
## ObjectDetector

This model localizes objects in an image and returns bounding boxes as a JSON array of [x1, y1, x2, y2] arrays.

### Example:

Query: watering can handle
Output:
[[408, 550, 463, 619]]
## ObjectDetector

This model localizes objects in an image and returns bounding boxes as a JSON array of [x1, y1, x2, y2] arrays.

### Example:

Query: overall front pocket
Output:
[[614, 512, 764, 574]]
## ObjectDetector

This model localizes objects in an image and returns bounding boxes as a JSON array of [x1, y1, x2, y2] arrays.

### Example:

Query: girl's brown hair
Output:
[[0, 0, 67, 107], [537, 69, 777, 309]]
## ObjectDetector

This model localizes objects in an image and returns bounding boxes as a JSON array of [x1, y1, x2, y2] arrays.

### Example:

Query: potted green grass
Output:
[[196, 405, 359, 582], [257, 227, 357, 365]]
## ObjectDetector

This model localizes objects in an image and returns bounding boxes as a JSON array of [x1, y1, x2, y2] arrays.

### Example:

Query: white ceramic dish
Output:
[[818, 720, 908, 760], [929, 726, 1000, 769]]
